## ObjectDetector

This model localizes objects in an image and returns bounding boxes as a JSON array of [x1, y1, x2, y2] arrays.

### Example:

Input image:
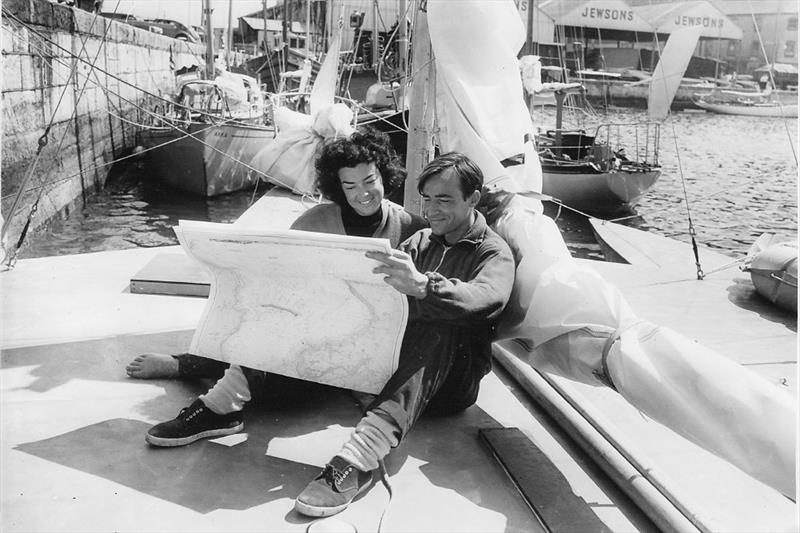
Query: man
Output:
[[143, 151, 514, 518], [294, 152, 515, 517]]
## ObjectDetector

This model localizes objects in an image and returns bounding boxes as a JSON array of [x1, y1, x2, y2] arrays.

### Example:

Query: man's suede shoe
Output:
[[145, 399, 244, 447], [295, 456, 374, 517]]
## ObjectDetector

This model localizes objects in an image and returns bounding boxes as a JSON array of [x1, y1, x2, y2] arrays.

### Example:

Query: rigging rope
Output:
[[748, 2, 798, 166], [1, 6, 312, 265], [1, 2, 119, 267], [0, 14, 296, 205], [645, 27, 705, 280]]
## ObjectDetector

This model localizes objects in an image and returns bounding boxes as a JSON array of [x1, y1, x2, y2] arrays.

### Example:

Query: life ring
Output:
[[747, 242, 798, 313]]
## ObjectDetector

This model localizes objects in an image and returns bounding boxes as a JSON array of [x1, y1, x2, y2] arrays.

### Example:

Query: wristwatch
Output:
[[425, 272, 440, 296]]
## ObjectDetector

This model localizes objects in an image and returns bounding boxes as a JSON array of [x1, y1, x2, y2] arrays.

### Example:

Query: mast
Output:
[[226, 0, 234, 70], [403, 4, 435, 213], [305, 0, 312, 58], [203, 0, 214, 78], [398, 0, 408, 91], [371, 0, 379, 71], [282, 0, 290, 72], [263, 0, 268, 55], [525, 0, 534, 54]]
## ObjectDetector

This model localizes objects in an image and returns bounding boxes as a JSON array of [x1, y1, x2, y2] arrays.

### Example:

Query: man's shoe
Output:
[[295, 456, 374, 517], [145, 399, 244, 447]]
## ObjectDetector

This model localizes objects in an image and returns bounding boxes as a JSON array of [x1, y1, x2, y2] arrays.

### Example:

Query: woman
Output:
[[126, 127, 426, 380]]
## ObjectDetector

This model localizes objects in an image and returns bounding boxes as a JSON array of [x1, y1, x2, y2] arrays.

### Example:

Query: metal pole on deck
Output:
[[403, 5, 435, 214]]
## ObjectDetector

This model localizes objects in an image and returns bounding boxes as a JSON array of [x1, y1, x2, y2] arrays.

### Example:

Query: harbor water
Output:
[[18, 108, 799, 262]]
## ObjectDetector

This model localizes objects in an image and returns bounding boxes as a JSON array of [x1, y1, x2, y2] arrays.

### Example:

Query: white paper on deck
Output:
[[174, 220, 407, 394]]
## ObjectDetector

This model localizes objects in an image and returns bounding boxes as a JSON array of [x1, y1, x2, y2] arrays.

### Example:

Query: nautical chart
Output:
[[175, 220, 407, 394]]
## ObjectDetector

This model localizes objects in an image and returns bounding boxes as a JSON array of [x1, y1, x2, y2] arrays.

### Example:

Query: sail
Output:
[[309, 23, 342, 116], [648, 25, 703, 121], [427, 0, 542, 198], [425, 0, 795, 502], [251, 22, 353, 195]]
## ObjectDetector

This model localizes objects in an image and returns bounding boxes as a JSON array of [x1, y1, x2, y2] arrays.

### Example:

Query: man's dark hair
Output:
[[315, 127, 405, 206], [416, 152, 484, 199]]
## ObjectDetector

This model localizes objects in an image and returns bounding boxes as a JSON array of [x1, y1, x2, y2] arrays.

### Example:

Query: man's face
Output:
[[338, 163, 385, 216], [421, 170, 478, 244]]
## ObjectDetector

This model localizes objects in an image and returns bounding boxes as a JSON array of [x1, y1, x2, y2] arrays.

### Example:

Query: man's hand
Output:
[[366, 250, 428, 299]]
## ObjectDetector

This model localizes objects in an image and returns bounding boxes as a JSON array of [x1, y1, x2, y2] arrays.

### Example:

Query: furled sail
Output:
[[251, 24, 353, 195], [427, 0, 541, 199], [425, 0, 795, 502]]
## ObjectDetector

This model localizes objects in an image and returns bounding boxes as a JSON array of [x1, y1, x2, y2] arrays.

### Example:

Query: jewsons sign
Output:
[[580, 6, 634, 22], [674, 15, 725, 29]]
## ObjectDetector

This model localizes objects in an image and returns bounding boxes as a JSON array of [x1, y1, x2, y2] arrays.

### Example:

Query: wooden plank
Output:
[[129, 252, 210, 297], [479, 427, 611, 533]]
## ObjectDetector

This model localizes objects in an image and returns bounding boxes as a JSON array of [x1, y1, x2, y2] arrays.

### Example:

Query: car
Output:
[[143, 18, 201, 43], [101, 13, 200, 43]]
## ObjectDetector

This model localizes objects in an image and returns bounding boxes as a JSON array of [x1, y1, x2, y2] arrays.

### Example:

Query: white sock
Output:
[[336, 411, 400, 471], [200, 364, 251, 414]]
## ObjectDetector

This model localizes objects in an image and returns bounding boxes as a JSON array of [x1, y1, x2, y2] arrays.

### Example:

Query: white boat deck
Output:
[[2, 193, 795, 532], [1, 246, 655, 532]]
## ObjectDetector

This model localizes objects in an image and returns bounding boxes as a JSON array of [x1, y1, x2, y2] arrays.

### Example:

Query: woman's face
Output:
[[338, 162, 385, 216]]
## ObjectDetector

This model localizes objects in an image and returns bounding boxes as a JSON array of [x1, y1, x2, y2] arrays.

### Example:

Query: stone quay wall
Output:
[[1, 0, 203, 256]]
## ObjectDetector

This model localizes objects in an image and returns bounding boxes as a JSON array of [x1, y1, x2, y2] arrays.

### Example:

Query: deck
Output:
[[1, 245, 654, 532]]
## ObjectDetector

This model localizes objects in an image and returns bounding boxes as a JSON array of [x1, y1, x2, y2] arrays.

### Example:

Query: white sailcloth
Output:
[[426, 0, 795, 500], [427, 0, 541, 198], [648, 26, 703, 121], [251, 26, 354, 195]]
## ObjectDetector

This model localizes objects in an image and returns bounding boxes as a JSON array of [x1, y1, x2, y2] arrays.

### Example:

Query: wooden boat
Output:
[[692, 97, 798, 118], [537, 126, 662, 213], [1, 188, 666, 533], [1, 2, 795, 532], [138, 76, 276, 197], [692, 87, 799, 118]]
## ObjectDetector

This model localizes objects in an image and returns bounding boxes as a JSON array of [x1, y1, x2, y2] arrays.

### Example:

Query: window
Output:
[[749, 40, 760, 54], [788, 17, 797, 31], [785, 40, 796, 58]]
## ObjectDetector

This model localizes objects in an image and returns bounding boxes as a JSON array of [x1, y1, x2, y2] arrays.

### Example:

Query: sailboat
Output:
[[533, 83, 662, 214], [1, 1, 795, 532], [137, 0, 277, 197], [532, 25, 704, 214], [692, 84, 799, 117]]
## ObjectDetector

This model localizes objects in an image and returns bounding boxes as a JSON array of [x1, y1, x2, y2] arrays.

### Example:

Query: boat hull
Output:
[[542, 167, 661, 213], [694, 100, 799, 118], [749, 243, 798, 313], [140, 122, 276, 197]]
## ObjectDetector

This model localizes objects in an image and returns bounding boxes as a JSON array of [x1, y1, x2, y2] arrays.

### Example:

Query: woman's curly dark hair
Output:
[[314, 127, 406, 206]]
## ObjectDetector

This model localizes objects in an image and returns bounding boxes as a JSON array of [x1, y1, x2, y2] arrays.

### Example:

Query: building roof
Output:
[[240, 17, 307, 34], [538, 0, 654, 32], [633, 1, 742, 39]]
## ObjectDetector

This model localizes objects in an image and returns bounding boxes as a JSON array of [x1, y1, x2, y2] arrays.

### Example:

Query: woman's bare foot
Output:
[[126, 353, 180, 379]]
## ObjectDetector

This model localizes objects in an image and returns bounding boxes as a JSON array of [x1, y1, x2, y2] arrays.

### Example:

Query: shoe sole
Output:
[[294, 477, 374, 518], [145, 422, 244, 447]]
